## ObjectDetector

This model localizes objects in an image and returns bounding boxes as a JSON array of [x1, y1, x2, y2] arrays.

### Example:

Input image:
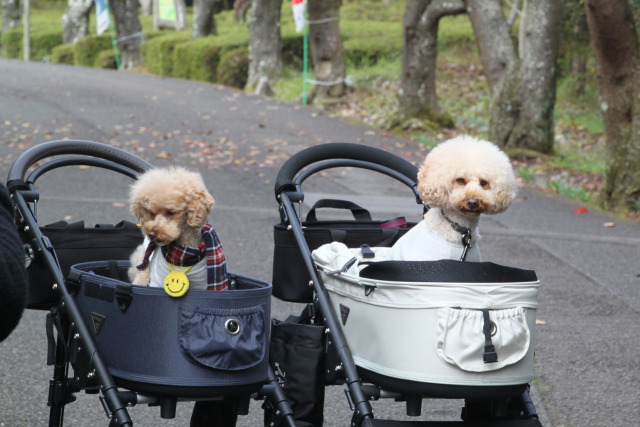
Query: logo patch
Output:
[[339, 304, 350, 325], [91, 312, 106, 335]]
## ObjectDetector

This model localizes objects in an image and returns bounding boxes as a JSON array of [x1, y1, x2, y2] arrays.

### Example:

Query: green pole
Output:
[[302, 9, 308, 105], [105, 2, 121, 70]]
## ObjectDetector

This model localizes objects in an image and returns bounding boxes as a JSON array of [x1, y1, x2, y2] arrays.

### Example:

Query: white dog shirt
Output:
[[141, 238, 209, 290], [386, 221, 481, 262]]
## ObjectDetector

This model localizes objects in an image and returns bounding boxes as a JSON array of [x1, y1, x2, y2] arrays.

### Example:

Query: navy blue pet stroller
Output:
[[7, 140, 295, 427], [271, 142, 544, 426]]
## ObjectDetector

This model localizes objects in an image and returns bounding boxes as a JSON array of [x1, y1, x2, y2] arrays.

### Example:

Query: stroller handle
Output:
[[274, 142, 418, 198], [7, 140, 153, 189]]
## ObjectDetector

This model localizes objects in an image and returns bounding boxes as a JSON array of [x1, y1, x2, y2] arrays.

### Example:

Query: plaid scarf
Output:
[[137, 223, 228, 291]]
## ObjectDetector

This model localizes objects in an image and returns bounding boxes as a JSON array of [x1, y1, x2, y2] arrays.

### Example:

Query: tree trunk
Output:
[[1, 0, 21, 31], [193, 0, 217, 38], [246, 0, 282, 96], [566, 3, 590, 97], [62, 0, 93, 44], [140, 0, 152, 16], [585, 0, 640, 212], [398, 0, 464, 122], [307, 0, 346, 105], [466, 0, 515, 92], [108, 0, 143, 70], [468, 0, 562, 153]]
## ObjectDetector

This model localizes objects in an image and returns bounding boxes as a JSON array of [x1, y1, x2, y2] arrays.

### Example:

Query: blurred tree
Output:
[[561, 0, 591, 98], [109, 0, 143, 69], [585, 0, 640, 212], [307, 0, 347, 105], [193, 0, 217, 37], [62, 0, 93, 44], [398, 0, 465, 124], [246, 0, 282, 96], [467, 0, 564, 154], [1, 0, 21, 31]]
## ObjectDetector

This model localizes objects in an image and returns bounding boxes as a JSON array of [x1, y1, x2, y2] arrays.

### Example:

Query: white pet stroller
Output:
[[271, 142, 544, 426], [7, 140, 296, 427]]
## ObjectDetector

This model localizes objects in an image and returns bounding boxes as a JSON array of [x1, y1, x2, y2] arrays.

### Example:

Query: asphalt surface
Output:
[[1, 58, 639, 427]]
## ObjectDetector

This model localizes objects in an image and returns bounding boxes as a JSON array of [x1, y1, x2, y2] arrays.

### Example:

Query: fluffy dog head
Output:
[[129, 167, 214, 246], [417, 135, 517, 217]]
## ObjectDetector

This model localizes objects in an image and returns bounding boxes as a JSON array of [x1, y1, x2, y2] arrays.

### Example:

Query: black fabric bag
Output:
[[272, 199, 415, 302], [22, 220, 143, 310], [268, 307, 326, 427]]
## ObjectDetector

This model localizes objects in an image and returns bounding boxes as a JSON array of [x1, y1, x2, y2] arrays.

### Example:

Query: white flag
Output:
[[95, 0, 110, 35], [292, 0, 306, 33]]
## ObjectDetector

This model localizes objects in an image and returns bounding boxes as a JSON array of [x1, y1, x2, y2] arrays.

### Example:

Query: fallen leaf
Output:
[[573, 207, 588, 214], [603, 222, 615, 228], [536, 319, 546, 325], [112, 202, 125, 207]]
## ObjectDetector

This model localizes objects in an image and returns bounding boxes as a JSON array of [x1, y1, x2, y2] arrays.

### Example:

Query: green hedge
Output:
[[142, 32, 191, 76], [217, 47, 249, 89], [0, 28, 63, 61], [1, 29, 22, 58], [51, 43, 75, 64], [172, 36, 222, 82], [94, 49, 117, 69], [74, 34, 112, 67], [31, 31, 64, 61]]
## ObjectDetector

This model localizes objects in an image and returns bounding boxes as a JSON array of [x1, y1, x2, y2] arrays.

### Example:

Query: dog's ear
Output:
[[490, 180, 518, 214], [417, 159, 449, 207], [186, 189, 214, 227], [131, 195, 152, 223]]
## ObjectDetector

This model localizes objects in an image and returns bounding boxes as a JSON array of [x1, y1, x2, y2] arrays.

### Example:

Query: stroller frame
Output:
[[7, 140, 296, 427], [273, 143, 543, 427]]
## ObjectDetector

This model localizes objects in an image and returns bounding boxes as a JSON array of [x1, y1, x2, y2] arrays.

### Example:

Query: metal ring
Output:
[[490, 321, 498, 337], [225, 318, 241, 336]]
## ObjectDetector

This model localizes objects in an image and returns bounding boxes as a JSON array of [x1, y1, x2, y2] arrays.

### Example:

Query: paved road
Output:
[[1, 58, 639, 426]]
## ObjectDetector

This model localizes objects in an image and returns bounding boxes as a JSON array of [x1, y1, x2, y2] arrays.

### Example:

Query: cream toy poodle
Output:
[[387, 135, 517, 262], [127, 166, 228, 293]]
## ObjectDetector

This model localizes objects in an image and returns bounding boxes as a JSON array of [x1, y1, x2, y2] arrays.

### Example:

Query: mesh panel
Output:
[[359, 260, 537, 283]]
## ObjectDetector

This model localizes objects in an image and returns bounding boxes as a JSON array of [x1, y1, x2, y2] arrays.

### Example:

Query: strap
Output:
[[107, 260, 120, 280], [46, 308, 67, 368], [380, 216, 407, 228], [482, 308, 498, 364], [115, 283, 133, 312], [306, 199, 372, 222], [169, 264, 193, 273], [360, 244, 375, 259], [285, 303, 317, 324]]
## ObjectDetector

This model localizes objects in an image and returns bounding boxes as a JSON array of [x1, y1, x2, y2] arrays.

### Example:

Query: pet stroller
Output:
[[7, 140, 296, 427], [271, 142, 544, 426]]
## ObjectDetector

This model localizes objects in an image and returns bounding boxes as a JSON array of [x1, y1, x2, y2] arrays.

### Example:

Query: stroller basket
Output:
[[313, 245, 540, 397], [69, 261, 272, 396]]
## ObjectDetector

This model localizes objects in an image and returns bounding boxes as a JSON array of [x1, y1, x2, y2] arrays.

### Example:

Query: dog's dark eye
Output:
[[167, 210, 177, 217], [480, 180, 489, 188], [456, 178, 466, 185]]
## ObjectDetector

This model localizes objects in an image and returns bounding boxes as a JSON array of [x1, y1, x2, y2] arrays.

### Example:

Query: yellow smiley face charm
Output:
[[164, 265, 192, 298]]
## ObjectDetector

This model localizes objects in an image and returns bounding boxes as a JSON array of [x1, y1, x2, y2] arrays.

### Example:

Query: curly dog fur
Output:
[[127, 167, 214, 286], [388, 135, 518, 261]]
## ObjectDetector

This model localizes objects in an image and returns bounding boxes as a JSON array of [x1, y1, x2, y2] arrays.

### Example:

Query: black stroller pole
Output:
[[13, 191, 134, 427], [278, 192, 374, 426]]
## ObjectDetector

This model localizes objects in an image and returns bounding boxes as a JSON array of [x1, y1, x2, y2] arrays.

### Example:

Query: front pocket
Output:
[[178, 304, 267, 371], [435, 306, 530, 372]]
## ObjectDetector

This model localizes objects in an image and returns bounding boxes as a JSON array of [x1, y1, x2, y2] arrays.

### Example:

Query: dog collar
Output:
[[440, 210, 473, 261]]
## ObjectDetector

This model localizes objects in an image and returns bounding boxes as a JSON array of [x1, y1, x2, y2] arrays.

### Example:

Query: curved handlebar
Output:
[[7, 140, 153, 188], [274, 143, 418, 198]]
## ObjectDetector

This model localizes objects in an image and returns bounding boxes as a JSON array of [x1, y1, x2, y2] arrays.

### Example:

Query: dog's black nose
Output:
[[148, 231, 158, 240], [466, 199, 479, 210]]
